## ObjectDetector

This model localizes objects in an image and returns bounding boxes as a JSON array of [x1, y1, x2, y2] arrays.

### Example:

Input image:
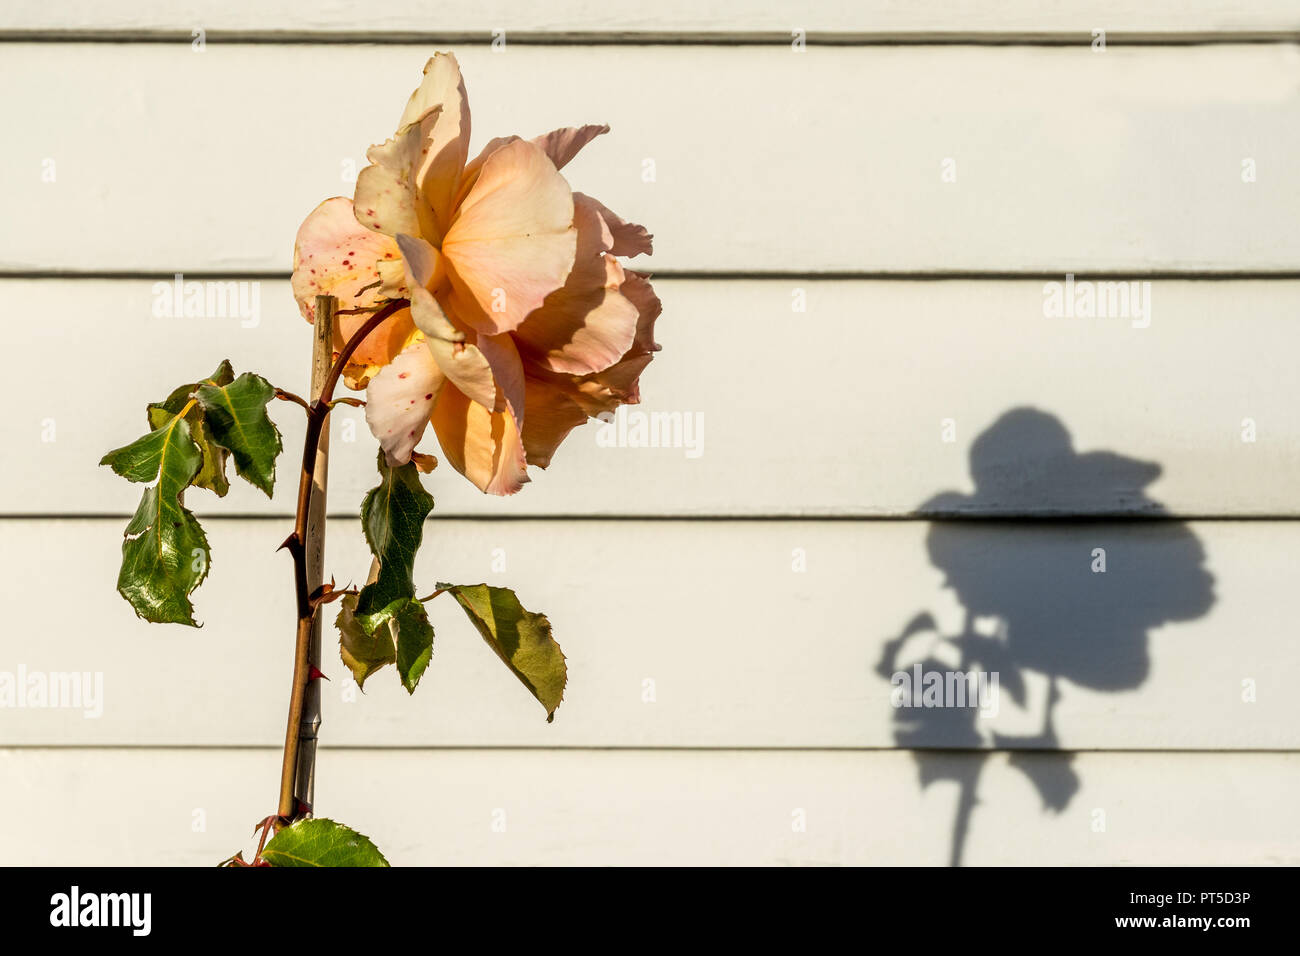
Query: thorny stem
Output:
[[275, 297, 409, 822]]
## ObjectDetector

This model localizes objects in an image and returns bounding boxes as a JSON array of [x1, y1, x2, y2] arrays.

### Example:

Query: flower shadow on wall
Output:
[[875, 408, 1216, 866]]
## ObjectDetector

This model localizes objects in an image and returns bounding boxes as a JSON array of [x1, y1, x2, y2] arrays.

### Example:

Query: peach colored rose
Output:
[[292, 53, 659, 495]]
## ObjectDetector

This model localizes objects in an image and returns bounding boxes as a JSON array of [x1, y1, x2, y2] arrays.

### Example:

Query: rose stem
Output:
[[276, 296, 409, 821], [292, 294, 334, 816]]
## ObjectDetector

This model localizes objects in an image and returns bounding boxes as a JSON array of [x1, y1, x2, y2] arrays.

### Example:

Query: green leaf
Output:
[[387, 598, 434, 693], [118, 486, 211, 626], [145, 361, 235, 422], [100, 412, 203, 486], [439, 584, 567, 721], [105, 416, 210, 626], [336, 593, 396, 690], [337, 594, 434, 694], [196, 371, 282, 498], [103, 362, 286, 626], [261, 818, 390, 868], [356, 452, 434, 617], [147, 360, 234, 498]]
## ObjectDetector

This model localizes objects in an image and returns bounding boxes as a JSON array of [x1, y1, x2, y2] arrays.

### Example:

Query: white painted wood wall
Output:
[[2, 2, 1298, 865]]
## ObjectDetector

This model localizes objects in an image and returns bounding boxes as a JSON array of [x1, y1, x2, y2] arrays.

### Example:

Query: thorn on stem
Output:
[[305, 580, 356, 608], [309, 580, 358, 609]]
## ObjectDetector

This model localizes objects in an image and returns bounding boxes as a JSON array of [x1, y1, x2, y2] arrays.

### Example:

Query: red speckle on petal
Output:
[[424, 393, 433, 400], [342, 259, 350, 266]]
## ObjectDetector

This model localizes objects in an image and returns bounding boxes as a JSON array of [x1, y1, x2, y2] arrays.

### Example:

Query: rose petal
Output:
[[354, 106, 440, 239], [442, 139, 577, 335], [576, 192, 653, 258], [529, 269, 661, 416], [571, 353, 656, 415], [451, 135, 520, 210], [425, 336, 497, 412], [291, 197, 400, 323], [408, 282, 463, 344], [531, 124, 609, 170], [399, 53, 472, 239], [476, 330, 527, 425], [292, 198, 414, 378], [521, 374, 589, 469], [376, 257, 409, 299], [512, 195, 640, 375], [364, 340, 446, 466], [568, 270, 662, 410], [620, 270, 663, 354], [430, 384, 529, 496], [409, 287, 496, 409], [395, 233, 444, 291], [336, 304, 419, 376], [514, 260, 639, 376]]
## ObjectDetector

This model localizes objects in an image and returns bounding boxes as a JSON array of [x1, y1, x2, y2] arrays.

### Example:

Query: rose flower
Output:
[[291, 53, 660, 495]]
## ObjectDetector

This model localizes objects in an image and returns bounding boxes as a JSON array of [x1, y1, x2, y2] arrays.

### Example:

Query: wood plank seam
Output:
[[3, 32, 1300, 46]]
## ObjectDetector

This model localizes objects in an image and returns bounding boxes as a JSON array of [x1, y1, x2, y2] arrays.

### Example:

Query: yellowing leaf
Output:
[[336, 594, 434, 694], [439, 584, 566, 720]]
